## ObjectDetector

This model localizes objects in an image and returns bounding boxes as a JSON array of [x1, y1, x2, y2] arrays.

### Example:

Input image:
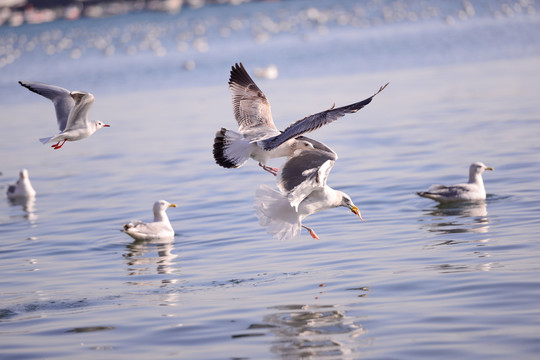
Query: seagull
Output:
[[122, 200, 177, 241], [213, 62, 388, 175], [254, 138, 362, 240], [417, 162, 494, 202], [18, 81, 110, 149], [6, 169, 36, 199]]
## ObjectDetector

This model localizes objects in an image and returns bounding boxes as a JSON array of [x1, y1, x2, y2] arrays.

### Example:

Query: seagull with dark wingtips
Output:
[[254, 138, 362, 240], [19, 81, 110, 149], [417, 162, 494, 202], [213, 62, 388, 175]]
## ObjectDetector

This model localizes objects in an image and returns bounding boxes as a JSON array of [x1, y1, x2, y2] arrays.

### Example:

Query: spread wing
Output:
[[278, 145, 338, 210], [261, 83, 388, 151], [229, 62, 277, 133], [64, 91, 95, 130], [19, 81, 75, 131]]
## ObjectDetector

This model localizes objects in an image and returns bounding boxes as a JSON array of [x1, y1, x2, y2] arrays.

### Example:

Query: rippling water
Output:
[[1, 0, 540, 359]]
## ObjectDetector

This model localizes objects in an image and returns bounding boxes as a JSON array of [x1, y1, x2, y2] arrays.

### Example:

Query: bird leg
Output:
[[259, 163, 278, 176], [52, 139, 66, 149], [302, 225, 319, 240]]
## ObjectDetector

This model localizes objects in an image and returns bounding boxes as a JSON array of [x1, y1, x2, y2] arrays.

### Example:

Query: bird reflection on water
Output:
[[420, 200, 490, 235], [236, 304, 367, 358], [124, 238, 179, 284], [8, 196, 38, 224]]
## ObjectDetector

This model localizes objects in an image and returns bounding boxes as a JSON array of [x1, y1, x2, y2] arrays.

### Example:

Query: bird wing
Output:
[[278, 145, 337, 210], [229, 62, 277, 133], [19, 81, 75, 131], [260, 83, 388, 151], [64, 91, 95, 130], [425, 184, 473, 198], [7, 184, 16, 195]]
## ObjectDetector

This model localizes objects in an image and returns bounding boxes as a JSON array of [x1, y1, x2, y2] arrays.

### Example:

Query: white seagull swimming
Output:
[[417, 162, 494, 202], [122, 200, 177, 241], [6, 169, 36, 199], [19, 81, 110, 149], [213, 62, 388, 175], [254, 138, 362, 240]]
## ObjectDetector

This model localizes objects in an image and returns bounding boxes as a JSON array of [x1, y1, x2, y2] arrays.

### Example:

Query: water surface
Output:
[[1, 1, 540, 359]]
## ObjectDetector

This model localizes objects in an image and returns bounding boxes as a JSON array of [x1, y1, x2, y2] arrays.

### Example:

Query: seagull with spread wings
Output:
[[213, 62, 387, 175], [254, 138, 362, 240], [19, 81, 110, 149]]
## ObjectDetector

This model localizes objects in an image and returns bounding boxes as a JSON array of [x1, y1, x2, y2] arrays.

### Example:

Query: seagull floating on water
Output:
[[213, 62, 388, 175], [254, 138, 362, 240], [122, 200, 177, 241], [6, 169, 36, 199], [417, 162, 494, 202], [19, 81, 110, 149]]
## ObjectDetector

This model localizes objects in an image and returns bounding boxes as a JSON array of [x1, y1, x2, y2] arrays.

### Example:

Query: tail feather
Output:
[[213, 128, 251, 169], [417, 191, 440, 201], [39, 136, 53, 144], [254, 184, 301, 240]]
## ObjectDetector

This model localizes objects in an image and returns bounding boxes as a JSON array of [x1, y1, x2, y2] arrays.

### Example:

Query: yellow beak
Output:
[[486, 167, 494, 171], [169, 204, 177, 208], [350, 205, 364, 221]]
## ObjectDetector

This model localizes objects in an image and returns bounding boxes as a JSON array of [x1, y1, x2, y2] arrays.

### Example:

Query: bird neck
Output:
[[468, 171, 484, 185], [153, 210, 170, 224]]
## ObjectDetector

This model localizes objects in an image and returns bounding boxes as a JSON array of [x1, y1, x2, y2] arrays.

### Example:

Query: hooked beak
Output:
[[350, 205, 364, 221], [486, 166, 494, 171], [169, 204, 177, 208]]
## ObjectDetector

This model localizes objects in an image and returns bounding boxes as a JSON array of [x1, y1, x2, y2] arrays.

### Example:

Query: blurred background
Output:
[[1, 0, 538, 102]]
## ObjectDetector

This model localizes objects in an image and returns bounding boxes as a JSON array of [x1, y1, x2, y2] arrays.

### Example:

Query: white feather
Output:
[[254, 184, 302, 240]]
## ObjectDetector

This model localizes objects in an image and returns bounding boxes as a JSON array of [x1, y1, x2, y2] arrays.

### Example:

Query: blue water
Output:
[[1, 0, 540, 359]]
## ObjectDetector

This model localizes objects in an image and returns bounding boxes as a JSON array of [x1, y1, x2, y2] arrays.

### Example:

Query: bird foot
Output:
[[259, 163, 278, 176], [303, 225, 319, 240], [51, 140, 66, 149]]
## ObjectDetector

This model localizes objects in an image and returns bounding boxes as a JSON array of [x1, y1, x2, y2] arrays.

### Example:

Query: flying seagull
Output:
[[19, 81, 110, 149], [213, 62, 388, 175], [254, 138, 362, 240]]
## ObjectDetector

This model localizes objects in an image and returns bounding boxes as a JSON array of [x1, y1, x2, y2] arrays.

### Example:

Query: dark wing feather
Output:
[[228, 63, 276, 132], [19, 81, 75, 131], [278, 147, 337, 194], [422, 185, 470, 198], [261, 83, 388, 151], [7, 184, 16, 195]]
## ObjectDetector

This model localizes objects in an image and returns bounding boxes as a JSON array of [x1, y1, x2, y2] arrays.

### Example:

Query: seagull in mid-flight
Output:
[[213, 62, 388, 175], [122, 200, 177, 241], [19, 81, 110, 149], [417, 162, 494, 202], [254, 138, 362, 240], [6, 169, 36, 199]]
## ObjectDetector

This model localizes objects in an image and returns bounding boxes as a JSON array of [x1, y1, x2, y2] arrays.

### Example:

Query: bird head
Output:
[[96, 121, 110, 129], [341, 194, 363, 221]]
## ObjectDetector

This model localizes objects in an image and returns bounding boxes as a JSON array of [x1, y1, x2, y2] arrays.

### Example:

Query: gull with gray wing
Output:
[[122, 200, 177, 241], [213, 62, 388, 175], [254, 138, 362, 240], [417, 162, 494, 202], [19, 81, 110, 149]]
